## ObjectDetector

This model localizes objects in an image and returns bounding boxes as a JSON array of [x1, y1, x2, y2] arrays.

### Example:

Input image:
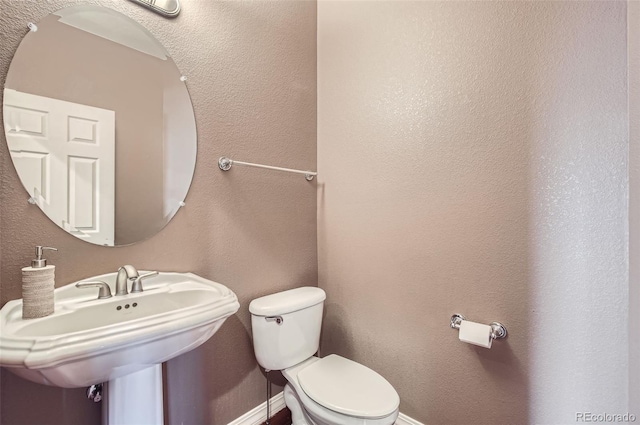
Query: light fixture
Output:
[[128, 0, 181, 18]]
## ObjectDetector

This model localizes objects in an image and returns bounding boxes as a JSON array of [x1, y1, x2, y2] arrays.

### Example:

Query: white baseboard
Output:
[[395, 412, 425, 425], [227, 392, 423, 425], [227, 392, 286, 425]]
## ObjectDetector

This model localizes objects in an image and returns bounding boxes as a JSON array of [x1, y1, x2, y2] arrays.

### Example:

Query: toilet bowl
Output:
[[249, 287, 400, 425], [282, 356, 399, 425]]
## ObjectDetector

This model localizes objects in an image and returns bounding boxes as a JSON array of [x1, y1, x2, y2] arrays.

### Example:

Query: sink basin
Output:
[[0, 271, 239, 388]]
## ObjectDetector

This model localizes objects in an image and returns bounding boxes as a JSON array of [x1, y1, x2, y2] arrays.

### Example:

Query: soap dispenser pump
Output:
[[22, 246, 58, 319], [31, 246, 57, 267]]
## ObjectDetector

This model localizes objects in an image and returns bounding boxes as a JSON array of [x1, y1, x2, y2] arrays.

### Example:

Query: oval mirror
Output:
[[3, 5, 197, 246]]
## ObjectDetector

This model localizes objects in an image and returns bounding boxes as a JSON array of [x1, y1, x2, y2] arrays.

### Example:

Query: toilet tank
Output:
[[250, 287, 326, 371]]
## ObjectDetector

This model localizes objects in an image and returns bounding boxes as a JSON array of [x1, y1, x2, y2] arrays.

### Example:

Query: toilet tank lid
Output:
[[249, 287, 326, 316]]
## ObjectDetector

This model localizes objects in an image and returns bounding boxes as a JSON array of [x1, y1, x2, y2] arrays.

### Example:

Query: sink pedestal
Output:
[[103, 365, 163, 425]]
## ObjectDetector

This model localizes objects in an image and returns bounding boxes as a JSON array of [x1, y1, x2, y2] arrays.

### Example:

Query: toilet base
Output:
[[284, 383, 313, 425]]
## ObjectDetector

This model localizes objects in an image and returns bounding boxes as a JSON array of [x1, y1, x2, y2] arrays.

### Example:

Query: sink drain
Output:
[[87, 384, 103, 403]]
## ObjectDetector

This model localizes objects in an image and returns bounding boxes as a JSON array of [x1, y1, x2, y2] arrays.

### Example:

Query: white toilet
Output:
[[249, 287, 400, 425]]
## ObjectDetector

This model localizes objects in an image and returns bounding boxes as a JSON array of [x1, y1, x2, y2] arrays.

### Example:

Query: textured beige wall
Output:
[[0, 1, 317, 424], [318, 2, 628, 424], [630, 0, 640, 415]]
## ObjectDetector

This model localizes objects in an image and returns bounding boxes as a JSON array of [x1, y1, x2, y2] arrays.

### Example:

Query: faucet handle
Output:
[[131, 271, 159, 293], [76, 281, 112, 299]]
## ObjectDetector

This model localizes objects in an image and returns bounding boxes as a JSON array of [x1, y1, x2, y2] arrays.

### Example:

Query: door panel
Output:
[[4, 89, 116, 246]]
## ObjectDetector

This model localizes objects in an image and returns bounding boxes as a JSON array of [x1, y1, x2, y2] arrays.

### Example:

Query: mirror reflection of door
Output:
[[3, 5, 197, 246], [4, 89, 116, 246]]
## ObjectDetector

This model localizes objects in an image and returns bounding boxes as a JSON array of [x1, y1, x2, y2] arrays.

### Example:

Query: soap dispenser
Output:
[[22, 246, 57, 319]]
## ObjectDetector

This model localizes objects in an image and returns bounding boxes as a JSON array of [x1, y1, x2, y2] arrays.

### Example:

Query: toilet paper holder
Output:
[[450, 314, 507, 340]]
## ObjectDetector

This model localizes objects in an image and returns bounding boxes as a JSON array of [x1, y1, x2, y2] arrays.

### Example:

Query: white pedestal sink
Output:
[[0, 271, 240, 425]]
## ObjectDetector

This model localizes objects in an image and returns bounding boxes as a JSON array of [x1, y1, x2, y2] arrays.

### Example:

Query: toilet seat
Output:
[[283, 356, 399, 425], [297, 354, 399, 419]]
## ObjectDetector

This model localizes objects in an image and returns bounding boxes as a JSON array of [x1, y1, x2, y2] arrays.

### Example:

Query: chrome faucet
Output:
[[115, 265, 139, 296]]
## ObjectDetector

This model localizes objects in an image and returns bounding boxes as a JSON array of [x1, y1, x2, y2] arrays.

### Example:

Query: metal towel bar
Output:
[[218, 157, 317, 181]]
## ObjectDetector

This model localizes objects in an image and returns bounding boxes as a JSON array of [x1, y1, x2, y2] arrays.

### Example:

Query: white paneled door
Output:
[[4, 89, 116, 246]]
